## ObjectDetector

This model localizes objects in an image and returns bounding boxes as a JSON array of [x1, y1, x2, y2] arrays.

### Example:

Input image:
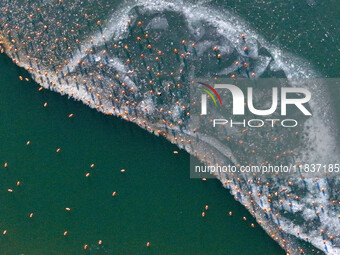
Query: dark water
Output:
[[0, 54, 285, 254], [228, 0, 340, 132], [0, 0, 339, 254], [218, 0, 340, 77]]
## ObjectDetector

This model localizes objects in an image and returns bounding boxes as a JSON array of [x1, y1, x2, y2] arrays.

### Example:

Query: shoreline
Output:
[[0, 31, 310, 255]]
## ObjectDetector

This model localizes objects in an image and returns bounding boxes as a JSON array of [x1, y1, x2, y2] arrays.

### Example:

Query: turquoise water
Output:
[[220, 0, 340, 77], [0, 53, 286, 254], [0, 0, 339, 254]]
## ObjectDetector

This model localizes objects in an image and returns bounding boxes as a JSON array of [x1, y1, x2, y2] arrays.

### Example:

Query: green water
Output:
[[218, 0, 340, 146], [1, 0, 339, 254], [0, 54, 285, 254], [218, 0, 340, 77]]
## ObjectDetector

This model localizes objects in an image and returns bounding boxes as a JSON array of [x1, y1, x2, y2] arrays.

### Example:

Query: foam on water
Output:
[[0, 0, 339, 254]]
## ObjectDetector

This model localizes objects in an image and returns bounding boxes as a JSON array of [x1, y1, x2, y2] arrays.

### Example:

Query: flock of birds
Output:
[[0, 2, 338, 254]]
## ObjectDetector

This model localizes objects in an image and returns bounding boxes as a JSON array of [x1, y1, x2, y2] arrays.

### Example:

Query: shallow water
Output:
[[0, 0, 339, 254]]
